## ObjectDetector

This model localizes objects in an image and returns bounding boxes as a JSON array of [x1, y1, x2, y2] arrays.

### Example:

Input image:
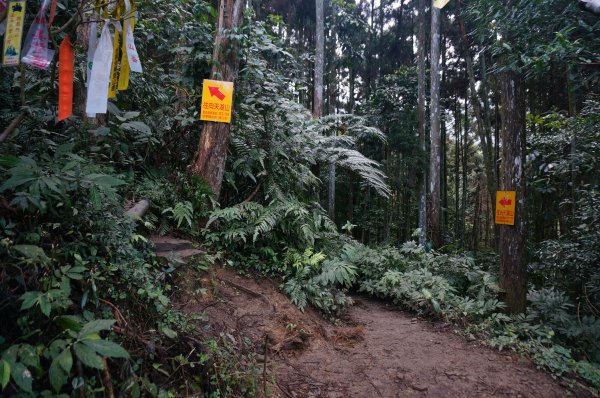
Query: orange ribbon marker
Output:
[[48, 0, 57, 26], [58, 35, 73, 121]]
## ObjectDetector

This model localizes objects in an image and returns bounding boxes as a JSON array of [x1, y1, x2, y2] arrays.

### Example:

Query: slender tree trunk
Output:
[[328, 161, 336, 220], [349, 67, 356, 113], [495, 94, 500, 191], [441, 32, 448, 235], [499, 70, 527, 314], [346, 68, 355, 224], [314, 0, 324, 118], [461, 97, 468, 247], [364, 0, 376, 99], [417, 0, 427, 246], [454, 96, 461, 243], [189, 0, 245, 198], [472, 177, 481, 254], [429, 1, 442, 248], [457, 15, 497, 231]]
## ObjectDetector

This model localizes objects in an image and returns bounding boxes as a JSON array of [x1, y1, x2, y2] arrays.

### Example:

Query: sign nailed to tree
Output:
[[495, 191, 516, 225], [200, 79, 234, 124]]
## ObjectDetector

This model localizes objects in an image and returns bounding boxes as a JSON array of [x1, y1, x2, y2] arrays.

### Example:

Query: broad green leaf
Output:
[[0, 155, 19, 167], [49, 356, 67, 393], [20, 291, 40, 310], [77, 319, 115, 338], [0, 360, 10, 390], [55, 316, 82, 332], [57, 349, 73, 373], [161, 327, 178, 339], [82, 339, 129, 359], [11, 362, 32, 393], [13, 245, 50, 264], [18, 345, 39, 369], [0, 176, 37, 192], [74, 343, 104, 369], [121, 121, 152, 135], [84, 174, 126, 188], [39, 295, 52, 317]]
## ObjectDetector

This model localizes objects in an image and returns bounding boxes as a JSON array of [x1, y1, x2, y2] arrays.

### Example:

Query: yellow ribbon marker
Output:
[[118, 0, 135, 90], [108, 1, 122, 98]]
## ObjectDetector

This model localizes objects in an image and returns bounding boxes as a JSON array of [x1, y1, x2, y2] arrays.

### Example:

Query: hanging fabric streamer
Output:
[[47, 0, 57, 26], [86, 12, 98, 87], [58, 35, 73, 121], [86, 21, 120, 115], [122, 0, 142, 73], [117, 21, 129, 90], [1, 0, 26, 66], [21, 0, 54, 69], [108, 2, 122, 98], [118, 0, 134, 90]]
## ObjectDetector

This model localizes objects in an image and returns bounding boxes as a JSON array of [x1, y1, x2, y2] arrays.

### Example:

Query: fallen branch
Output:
[[99, 298, 128, 327], [0, 111, 27, 144], [242, 182, 262, 204], [218, 277, 275, 312], [125, 199, 151, 220]]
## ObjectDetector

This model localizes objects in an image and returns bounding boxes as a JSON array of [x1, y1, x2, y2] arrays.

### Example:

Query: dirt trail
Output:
[[161, 240, 588, 398]]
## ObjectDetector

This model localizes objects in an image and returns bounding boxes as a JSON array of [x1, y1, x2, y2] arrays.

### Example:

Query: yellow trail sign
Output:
[[495, 191, 516, 226], [200, 79, 234, 124], [2, 0, 27, 66]]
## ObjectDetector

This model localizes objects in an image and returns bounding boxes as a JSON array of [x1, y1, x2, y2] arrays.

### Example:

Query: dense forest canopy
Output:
[[1, 0, 599, 396]]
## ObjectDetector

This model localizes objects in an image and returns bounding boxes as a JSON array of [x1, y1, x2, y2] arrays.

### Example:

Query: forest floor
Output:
[[155, 237, 591, 398]]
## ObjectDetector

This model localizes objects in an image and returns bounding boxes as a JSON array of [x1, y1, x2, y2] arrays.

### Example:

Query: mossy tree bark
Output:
[[499, 70, 527, 314], [189, 0, 245, 198]]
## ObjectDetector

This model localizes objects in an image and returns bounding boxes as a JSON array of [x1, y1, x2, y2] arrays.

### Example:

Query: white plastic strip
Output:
[[122, 0, 142, 73], [86, 12, 98, 87], [85, 22, 118, 115]]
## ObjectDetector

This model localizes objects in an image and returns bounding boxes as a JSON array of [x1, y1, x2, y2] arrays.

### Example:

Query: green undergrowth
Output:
[[0, 149, 258, 396], [208, 228, 600, 393]]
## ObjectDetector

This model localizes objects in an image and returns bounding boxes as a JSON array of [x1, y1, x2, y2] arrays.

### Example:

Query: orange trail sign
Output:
[[495, 191, 516, 226], [200, 79, 234, 124]]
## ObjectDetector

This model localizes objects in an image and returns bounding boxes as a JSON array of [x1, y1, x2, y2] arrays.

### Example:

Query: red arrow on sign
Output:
[[499, 197, 512, 207], [208, 86, 226, 101]]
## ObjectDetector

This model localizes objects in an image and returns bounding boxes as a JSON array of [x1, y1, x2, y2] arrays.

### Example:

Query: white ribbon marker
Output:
[[123, 0, 142, 73], [85, 21, 121, 115], [86, 12, 98, 87]]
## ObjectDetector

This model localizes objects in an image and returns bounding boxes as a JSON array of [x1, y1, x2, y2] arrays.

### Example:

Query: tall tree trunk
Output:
[[429, 1, 442, 248], [457, 15, 497, 231], [417, 0, 427, 246], [472, 177, 481, 254], [454, 95, 461, 243], [328, 161, 336, 220], [461, 96, 468, 247], [349, 67, 356, 113], [441, 32, 448, 235], [314, 0, 324, 118], [499, 70, 527, 314], [189, 0, 245, 198], [346, 68, 355, 225], [314, 0, 333, 220]]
